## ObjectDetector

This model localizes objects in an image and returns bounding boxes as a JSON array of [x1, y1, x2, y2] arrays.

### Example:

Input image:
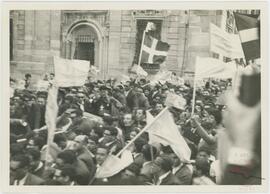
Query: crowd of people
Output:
[[9, 70, 260, 186]]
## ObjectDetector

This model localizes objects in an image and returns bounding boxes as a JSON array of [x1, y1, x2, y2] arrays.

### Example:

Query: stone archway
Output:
[[62, 19, 107, 78]]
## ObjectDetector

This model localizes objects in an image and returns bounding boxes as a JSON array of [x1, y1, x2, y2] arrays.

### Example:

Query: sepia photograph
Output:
[[1, 1, 268, 193]]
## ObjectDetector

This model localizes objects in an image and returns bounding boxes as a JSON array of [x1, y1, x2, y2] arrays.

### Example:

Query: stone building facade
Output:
[[10, 10, 242, 81]]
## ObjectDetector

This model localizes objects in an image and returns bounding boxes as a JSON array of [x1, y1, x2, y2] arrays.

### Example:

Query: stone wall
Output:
[[10, 10, 61, 81], [10, 10, 224, 80]]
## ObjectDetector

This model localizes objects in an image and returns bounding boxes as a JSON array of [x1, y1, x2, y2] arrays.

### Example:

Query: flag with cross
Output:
[[139, 22, 170, 65]]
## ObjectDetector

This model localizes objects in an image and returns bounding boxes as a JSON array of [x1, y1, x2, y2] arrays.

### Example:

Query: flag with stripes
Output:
[[233, 13, 260, 62], [141, 34, 170, 64]]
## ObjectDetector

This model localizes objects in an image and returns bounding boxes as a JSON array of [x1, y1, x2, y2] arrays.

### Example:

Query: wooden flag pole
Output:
[[116, 107, 168, 157], [138, 30, 146, 67], [191, 77, 197, 116]]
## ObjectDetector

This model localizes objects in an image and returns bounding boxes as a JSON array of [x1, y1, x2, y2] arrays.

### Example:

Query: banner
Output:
[[210, 23, 244, 59], [54, 56, 89, 87], [195, 57, 237, 80]]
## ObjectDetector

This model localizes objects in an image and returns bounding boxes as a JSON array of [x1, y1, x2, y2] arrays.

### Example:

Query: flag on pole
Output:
[[95, 150, 133, 178], [147, 108, 191, 163], [44, 85, 60, 163], [54, 56, 89, 87], [195, 57, 237, 80], [233, 13, 260, 62], [141, 34, 170, 64]]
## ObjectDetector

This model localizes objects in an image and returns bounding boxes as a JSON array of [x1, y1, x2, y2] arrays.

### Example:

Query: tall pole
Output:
[[191, 77, 197, 115], [138, 30, 146, 66], [181, 10, 190, 77]]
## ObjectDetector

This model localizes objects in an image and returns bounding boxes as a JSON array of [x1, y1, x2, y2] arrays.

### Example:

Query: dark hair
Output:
[[26, 148, 41, 161], [54, 133, 67, 144], [25, 73, 31, 78], [157, 156, 173, 172], [108, 127, 118, 136], [134, 137, 147, 153], [11, 154, 30, 168], [126, 163, 141, 176], [195, 158, 210, 176], [57, 150, 77, 164], [210, 109, 222, 125], [142, 144, 158, 161], [59, 164, 76, 181]]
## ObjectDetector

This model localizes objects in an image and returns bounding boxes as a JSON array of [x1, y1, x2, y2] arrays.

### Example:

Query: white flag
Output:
[[165, 93, 186, 110], [95, 150, 133, 178], [54, 56, 89, 87], [195, 57, 237, 80], [130, 64, 148, 77], [147, 108, 191, 163], [44, 85, 59, 162]]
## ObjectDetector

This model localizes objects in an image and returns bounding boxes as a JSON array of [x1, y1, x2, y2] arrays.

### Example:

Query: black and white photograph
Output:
[[1, 1, 268, 193]]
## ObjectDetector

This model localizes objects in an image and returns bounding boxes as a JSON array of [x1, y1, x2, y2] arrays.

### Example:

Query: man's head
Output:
[[54, 134, 67, 150], [194, 158, 210, 177], [25, 73, 31, 80], [76, 93, 85, 103], [10, 154, 30, 180], [121, 163, 140, 180], [26, 148, 41, 171], [155, 102, 164, 113], [95, 145, 109, 165], [49, 73, 55, 80], [69, 108, 83, 123], [53, 164, 76, 185], [37, 96, 46, 106], [123, 113, 134, 127], [135, 109, 145, 121], [56, 150, 77, 168], [73, 135, 88, 151], [196, 148, 210, 161], [99, 85, 109, 97], [152, 156, 173, 176]]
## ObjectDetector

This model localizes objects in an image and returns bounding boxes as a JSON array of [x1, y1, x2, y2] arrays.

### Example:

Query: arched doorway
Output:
[[62, 20, 106, 78]]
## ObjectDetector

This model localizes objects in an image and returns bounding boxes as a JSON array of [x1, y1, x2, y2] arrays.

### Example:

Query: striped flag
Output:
[[141, 34, 170, 64], [233, 13, 260, 62]]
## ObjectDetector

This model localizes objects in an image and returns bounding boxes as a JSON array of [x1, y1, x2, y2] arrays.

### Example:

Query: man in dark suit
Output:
[[53, 164, 78, 185], [26, 148, 46, 179], [56, 150, 90, 185], [151, 156, 181, 185], [171, 152, 193, 185], [10, 154, 44, 185]]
